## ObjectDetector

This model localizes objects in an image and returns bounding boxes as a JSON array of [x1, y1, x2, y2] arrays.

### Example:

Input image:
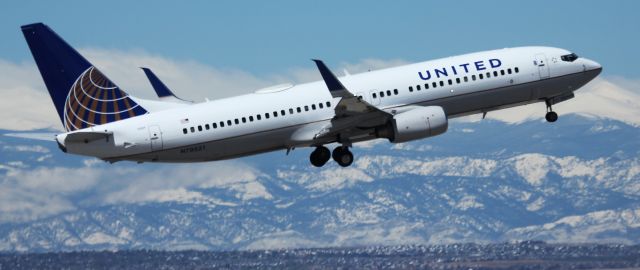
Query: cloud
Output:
[[0, 49, 405, 131], [2, 47, 638, 131], [0, 160, 270, 223], [2, 145, 50, 153], [0, 166, 102, 222], [457, 77, 640, 127], [100, 161, 272, 204], [0, 60, 60, 131]]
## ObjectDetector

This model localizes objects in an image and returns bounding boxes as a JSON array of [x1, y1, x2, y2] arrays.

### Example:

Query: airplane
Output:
[[19, 22, 602, 167]]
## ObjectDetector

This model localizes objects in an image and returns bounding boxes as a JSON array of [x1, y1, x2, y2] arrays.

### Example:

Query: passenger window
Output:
[[425, 83, 429, 89], [235, 119, 239, 124], [479, 74, 484, 79], [326, 101, 331, 107], [432, 82, 437, 88], [464, 76, 468, 82], [456, 78, 460, 84], [393, 89, 398, 95], [380, 91, 385, 97], [183, 128, 187, 134], [265, 113, 270, 119], [227, 120, 232, 125], [439, 81, 444, 87], [472, 74, 476, 81], [273, 111, 278, 117], [304, 106, 309, 111], [500, 70, 505, 76], [515, 67, 519, 73], [486, 72, 491, 78], [198, 125, 202, 132], [409, 86, 413, 92], [318, 103, 323, 109], [213, 123, 218, 128], [242, 117, 246, 123], [257, 114, 261, 120], [290, 108, 294, 114], [416, 85, 421, 91], [205, 124, 210, 130], [280, 110, 285, 115], [507, 68, 512, 74], [386, 90, 391, 96], [494, 71, 498, 77], [448, 79, 452, 85], [249, 116, 253, 122], [311, 104, 316, 110], [373, 93, 377, 98], [190, 127, 195, 133], [297, 107, 302, 113], [220, 121, 225, 127]]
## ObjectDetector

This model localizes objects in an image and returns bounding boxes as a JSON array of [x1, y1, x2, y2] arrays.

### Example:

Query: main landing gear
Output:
[[310, 146, 331, 167], [310, 145, 353, 167], [545, 100, 558, 123]]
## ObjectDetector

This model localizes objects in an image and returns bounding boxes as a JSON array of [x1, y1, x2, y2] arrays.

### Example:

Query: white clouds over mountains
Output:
[[0, 160, 269, 223], [0, 48, 408, 131]]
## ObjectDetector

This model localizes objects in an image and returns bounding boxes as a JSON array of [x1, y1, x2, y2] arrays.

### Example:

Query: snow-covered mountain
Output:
[[0, 76, 638, 252], [1, 111, 638, 252]]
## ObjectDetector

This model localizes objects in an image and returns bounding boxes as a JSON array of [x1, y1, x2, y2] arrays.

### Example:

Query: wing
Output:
[[308, 60, 392, 143], [141, 67, 193, 103], [313, 59, 388, 118]]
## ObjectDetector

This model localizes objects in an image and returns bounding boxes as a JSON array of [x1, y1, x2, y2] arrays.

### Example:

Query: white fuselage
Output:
[[57, 46, 602, 163]]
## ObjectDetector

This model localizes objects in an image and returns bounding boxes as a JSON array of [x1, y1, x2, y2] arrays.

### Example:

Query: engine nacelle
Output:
[[376, 106, 448, 143]]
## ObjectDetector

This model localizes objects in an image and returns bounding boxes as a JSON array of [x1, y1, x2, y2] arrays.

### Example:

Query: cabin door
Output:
[[148, 125, 163, 151], [534, 53, 550, 79]]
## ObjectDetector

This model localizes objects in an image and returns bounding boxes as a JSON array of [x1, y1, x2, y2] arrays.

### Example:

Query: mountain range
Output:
[[0, 78, 638, 252]]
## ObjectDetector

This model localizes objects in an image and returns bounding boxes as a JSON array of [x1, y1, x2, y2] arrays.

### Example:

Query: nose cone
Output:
[[582, 58, 602, 73]]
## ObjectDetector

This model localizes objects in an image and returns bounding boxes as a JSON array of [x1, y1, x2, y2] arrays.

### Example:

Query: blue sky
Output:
[[0, 0, 638, 77]]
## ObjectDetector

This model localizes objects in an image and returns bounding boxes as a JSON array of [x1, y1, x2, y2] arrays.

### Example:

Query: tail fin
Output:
[[21, 22, 147, 131]]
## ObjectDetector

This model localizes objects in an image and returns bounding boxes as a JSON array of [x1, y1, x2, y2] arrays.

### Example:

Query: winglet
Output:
[[141, 67, 190, 102], [312, 59, 353, 98]]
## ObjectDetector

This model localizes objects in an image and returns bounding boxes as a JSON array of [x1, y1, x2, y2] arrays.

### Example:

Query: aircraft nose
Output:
[[582, 58, 602, 72]]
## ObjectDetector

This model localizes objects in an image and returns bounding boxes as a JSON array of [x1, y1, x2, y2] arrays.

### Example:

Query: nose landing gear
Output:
[[545, 100, 558, 123]]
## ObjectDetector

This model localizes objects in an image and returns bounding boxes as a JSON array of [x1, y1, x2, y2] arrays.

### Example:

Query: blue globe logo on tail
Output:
[[63, 66, 147, 131]]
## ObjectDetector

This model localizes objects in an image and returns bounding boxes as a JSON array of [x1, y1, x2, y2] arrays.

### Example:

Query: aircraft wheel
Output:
[[332, 146, 353, 167], [545, 111, 558, 123], [310, 146, 331, 167]]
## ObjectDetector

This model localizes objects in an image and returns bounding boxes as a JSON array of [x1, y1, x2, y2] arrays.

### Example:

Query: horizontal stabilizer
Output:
[[4, 132, 57, 141], [141, 67, 191, 102]]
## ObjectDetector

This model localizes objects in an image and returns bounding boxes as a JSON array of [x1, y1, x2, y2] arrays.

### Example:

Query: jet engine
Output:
[[376, 106, 448, 143]]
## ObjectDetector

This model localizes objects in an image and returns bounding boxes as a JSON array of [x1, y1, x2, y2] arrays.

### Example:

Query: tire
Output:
[[310, 146, 330, 167], [332, 147, 353, 167], [545, 111, 558, 123]]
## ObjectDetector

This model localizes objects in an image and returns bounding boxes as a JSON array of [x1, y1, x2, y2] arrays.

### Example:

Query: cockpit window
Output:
[[561, 53, 579, 62]]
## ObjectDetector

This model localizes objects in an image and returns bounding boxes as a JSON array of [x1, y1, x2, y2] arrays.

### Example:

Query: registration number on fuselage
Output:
[[180, 144, 206, 154]]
